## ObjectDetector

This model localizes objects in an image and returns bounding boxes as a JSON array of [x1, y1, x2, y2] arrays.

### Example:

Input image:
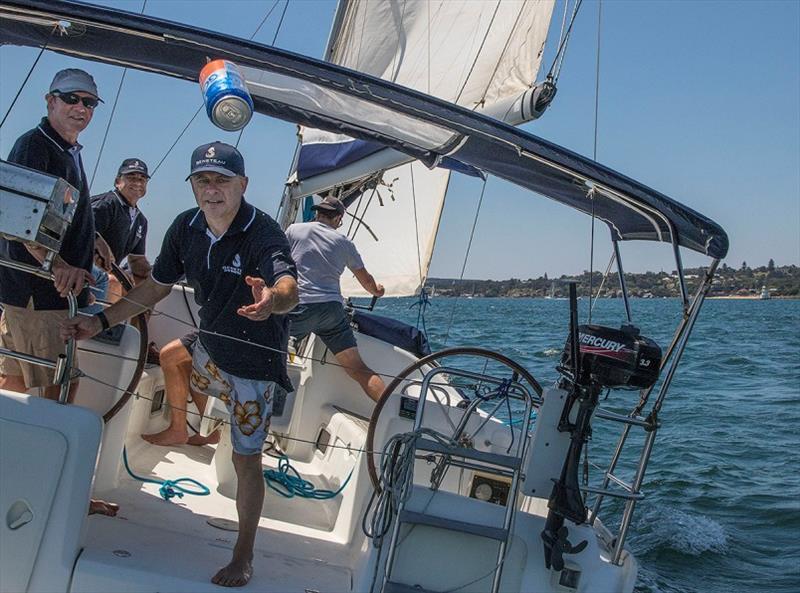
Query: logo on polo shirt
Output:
[[222, 253, 242, 276], [135, 225, 143, 240]]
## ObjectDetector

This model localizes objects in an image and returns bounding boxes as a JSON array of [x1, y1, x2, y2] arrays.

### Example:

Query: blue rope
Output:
[[409, 286, 431, 334], [264, 455, 353, 500], [122, 447, 210, 501]]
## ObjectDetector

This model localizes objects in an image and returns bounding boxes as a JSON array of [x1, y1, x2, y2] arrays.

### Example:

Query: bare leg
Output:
[[211, 452, 262, 587], [186, 391, 221, 446], [106, 273, 124, 304], [0, 374, 26, 393], [334, 347, 386, 402], [142, 340, 192, 445]]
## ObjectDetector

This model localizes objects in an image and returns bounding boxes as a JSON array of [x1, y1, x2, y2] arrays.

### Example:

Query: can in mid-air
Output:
[[199, 60, 254, 131]]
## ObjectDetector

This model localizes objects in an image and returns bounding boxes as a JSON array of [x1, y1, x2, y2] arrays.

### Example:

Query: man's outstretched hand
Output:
[[60, 314, 103, 342], [237, 276, 274, 321]]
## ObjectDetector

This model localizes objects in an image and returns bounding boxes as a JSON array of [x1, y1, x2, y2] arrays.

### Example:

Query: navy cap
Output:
[[312, 195, 346, 216], [117, 158, 150, 178], [187, 141, 245, 180], [49, 68, 102, 101]]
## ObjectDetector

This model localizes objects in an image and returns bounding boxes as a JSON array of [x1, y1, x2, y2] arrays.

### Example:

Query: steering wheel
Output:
[[93, 263, 149, 423], [365, 347, 543, 491]]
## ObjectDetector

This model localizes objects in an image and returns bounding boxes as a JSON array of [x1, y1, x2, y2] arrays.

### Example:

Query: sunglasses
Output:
[[53, 91, 99, 109]]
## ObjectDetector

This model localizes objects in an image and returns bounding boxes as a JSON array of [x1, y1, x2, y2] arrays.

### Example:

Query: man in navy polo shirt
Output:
[[62, 141, 299, 588], [88, 157, 152, 309], [0, 68, 100, 402]]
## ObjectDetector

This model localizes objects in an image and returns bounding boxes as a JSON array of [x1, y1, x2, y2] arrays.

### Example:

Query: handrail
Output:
[[0, 256, 78, 403]]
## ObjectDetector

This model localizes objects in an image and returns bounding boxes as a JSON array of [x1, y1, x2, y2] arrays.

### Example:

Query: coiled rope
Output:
[[263, 454, 353, 499], [122, 446, 210, 501]]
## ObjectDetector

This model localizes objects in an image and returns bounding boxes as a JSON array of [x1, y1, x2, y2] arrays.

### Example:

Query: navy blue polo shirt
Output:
[[91, 189, 148, 262], [0, 117, 94, 309], [152, 200, 297, 391]]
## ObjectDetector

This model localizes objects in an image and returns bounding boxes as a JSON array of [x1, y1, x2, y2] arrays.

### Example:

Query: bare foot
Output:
[[187, 430, 221, 446], [141, 428, 189, 446], [211, 558, 253, 587], [89, 499, 119, 516]]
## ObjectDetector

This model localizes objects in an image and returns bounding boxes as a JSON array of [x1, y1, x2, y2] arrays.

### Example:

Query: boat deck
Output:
[[77, 440, 357, 592]]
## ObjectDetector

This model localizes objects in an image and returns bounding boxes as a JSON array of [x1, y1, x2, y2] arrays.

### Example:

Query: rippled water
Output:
[[370, 296, 800, 593]]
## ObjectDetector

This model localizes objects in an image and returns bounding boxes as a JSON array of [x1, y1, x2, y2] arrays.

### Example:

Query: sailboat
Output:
[[0, 1, 729, 593]]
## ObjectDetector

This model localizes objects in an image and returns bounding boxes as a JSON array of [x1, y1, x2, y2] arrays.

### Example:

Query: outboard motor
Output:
[[542, 284, 662, 571]]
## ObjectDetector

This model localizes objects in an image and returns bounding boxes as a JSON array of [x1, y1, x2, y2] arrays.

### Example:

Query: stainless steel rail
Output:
[[585, 259, 720, 564], [0, 256, 80, 403]]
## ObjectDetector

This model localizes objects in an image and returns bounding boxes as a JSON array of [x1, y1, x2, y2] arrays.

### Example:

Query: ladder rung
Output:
[[594, 407, 653, 428], [384, 581, 437, 593], [399, 510, 508, 541], [606, 472, 634, 493], [415, 438, 521, 470]]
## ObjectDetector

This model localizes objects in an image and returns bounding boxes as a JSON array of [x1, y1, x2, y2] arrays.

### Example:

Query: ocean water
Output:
[[368, 296, 800, 593]]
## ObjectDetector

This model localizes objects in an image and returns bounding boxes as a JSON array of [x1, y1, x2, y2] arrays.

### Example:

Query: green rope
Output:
[[264, 455, 353, 499], [122, 446, 210, 501]]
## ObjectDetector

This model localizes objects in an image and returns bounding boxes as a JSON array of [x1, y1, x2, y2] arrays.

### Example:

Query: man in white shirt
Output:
[[286, 196, 386, 401]]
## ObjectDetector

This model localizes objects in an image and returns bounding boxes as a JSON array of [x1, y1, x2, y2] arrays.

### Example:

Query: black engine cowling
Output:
[[562, 324, 661, 389]]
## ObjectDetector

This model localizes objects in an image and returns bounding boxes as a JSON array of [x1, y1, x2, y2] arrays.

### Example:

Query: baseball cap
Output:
[[312, 195, 346, 216], [117, 158, 150, 178], [187, 141, 245, 180], [49, 68, 102, 101]]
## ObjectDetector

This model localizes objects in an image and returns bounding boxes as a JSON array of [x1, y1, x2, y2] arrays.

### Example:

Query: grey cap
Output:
[[49, 69, 102, 101], [312, 195, 346, 216]]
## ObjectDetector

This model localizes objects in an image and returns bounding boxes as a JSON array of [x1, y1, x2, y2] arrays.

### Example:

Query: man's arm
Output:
[[352, 268, 385, 297], [24, 243, 94, 297], [237, 275, 298, 321], [60, 275, 172, 341]]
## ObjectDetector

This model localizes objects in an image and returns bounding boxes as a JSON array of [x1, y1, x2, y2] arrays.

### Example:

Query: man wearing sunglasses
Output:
[[0, 69, 116, 516]]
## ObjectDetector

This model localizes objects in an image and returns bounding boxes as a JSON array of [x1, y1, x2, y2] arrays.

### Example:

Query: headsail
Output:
[[290, 0, 556, 297]]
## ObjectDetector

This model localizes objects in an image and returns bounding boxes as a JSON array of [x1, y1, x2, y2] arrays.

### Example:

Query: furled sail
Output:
[[288, 0, 556, 296]]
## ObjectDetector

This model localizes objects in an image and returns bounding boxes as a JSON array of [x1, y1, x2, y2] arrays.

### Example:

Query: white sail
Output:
[[295, 0, 555, 297]]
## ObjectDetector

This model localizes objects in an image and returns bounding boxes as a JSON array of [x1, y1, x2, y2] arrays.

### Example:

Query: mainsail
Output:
[[287, 0, 556, 297]]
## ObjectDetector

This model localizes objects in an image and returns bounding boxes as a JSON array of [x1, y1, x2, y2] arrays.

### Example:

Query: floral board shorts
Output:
[[189, 339, 284, 455]]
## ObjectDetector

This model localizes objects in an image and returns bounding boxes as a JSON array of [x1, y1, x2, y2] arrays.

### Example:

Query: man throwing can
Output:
[[61, 141, 299, 587]]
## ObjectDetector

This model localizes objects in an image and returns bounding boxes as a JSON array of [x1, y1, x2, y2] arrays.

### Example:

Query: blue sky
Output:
[[1, 0, 798, 280]]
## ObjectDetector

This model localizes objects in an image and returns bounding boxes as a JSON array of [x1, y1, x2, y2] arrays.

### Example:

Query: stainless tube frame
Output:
[[613, 240, 632, 323], [585, 259, 719, 564], [0, 256, 79, 404]]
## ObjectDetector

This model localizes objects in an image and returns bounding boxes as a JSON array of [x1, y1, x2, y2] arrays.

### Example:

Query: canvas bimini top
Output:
[[0, 0, 728, 259]]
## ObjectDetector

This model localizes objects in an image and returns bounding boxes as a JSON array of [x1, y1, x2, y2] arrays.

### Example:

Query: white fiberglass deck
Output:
[[77, 441, 355, 592]]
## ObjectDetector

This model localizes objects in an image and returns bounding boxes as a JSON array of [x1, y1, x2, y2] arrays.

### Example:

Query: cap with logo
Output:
[[187, 141, 245, 180], [49, 68, 102, 101], [311, 195, 346, 217], [117, 158, 150, 178]]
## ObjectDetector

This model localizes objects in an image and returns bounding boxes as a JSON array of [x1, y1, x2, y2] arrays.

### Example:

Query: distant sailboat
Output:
[[545, 283, 556, 299], [760, 285, 771, 300]]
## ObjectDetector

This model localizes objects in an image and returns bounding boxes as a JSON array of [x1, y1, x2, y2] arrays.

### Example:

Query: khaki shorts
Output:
[[0, 305, 79, 389]]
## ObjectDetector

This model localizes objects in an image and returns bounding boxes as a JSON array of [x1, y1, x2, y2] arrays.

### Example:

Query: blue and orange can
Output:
[[199, 59, 254, 131]]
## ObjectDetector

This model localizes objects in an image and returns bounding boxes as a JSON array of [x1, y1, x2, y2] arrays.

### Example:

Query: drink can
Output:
[[199, 59, 254, 131]]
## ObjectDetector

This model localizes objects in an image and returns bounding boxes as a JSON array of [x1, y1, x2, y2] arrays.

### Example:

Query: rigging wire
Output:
[[235, 0, 290, 149], [442, 176, 488, 346], [590, 252, 616, 317], [454, 0, 503, 105], [89, 69, 128, 191], [88, 0, 148, 191], [588, 0, 602, 324], [409, 164, 425, 295], [0, 44, 47, 130], [546, 0, 584, 83]]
